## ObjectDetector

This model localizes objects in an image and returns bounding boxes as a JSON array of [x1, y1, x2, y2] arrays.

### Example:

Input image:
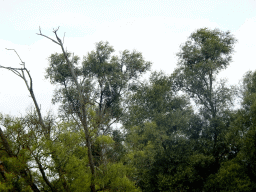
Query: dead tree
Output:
[[37, 27, 96, 192], [0, 50, 58, 192], [1, 49, 48, 135]]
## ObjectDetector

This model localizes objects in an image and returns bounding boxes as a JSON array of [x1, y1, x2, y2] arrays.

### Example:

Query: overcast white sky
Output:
[[1, 0, 256, 117]]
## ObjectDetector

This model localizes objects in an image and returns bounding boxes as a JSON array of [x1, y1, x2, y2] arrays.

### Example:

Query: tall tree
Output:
[[174, 28, 237, 173], [229, 70, 256, 189], [39, 27, 150, 191], [203, 70, 256, 191]]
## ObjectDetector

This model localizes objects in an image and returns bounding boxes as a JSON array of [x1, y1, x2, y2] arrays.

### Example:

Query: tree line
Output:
[[0, 27, 255, 191]]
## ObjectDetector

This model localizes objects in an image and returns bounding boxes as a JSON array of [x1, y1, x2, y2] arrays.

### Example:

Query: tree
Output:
[[123, 72, 200, 191], [227, 70, 256, 190], [38, 27, 150, 191], [0, 113, 46, 192], [0, 27, 148, 191], [0, 49, 56, 192], [2, 26, 247, 191], [173, 28, 237, 173], [201, 70, 256, 191]]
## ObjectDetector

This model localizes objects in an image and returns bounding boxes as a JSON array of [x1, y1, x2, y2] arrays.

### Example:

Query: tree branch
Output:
[[5, 48, 25, 67], [1, 49, 48, 136], [36, 26, 60, 45]]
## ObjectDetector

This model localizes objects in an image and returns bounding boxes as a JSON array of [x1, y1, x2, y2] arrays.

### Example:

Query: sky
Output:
[[0, 0, 256, 117]]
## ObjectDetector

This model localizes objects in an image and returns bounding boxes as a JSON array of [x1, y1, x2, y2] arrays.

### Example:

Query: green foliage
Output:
[[95, 163, 141, 192], [177, 28, 236, 73], [205, 159, 252, 192], [123, 71, 199, 191], [174, 28, 236, 117], [0, 114, 35, 191], [173, 28, 237, 180], [46, 41, 151, 122], [124, 71, 192, 129], [4, 28, 256, 192], [45, 52, 81, 84], [202, 70, 256, 191], [82, 41, 151, 119], [43, 41, 151, 191], [227, 70, 256, 190]]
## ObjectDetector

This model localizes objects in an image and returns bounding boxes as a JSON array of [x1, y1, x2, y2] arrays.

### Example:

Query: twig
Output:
[[5, 48, 25, 67], [53, 27, 62, 44], [36, 26, 60, 45]]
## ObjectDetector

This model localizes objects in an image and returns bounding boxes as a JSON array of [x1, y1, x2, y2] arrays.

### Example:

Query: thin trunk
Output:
[[22, 68, 48, 136], [21, 68, 68, 191], [209, 70, 214, 116], [33, 154, 56, 192], [0, 163, 7, 181], [209, 69, 220, 172], [79, 111, 96, 192], [59, 40, 96, 192], [37, 28, 96, 192]]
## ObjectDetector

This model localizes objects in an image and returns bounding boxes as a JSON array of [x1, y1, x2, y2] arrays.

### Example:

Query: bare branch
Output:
[[0, 65, 24, 71], [1, 49, 47, 136], [37, 26, 60, 45], [53, 27, 62, 44], [0, 65, 23, 78], [25, 68, 33, 91], [5, 48, 25, 67], [53, 26, 60, 33]]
